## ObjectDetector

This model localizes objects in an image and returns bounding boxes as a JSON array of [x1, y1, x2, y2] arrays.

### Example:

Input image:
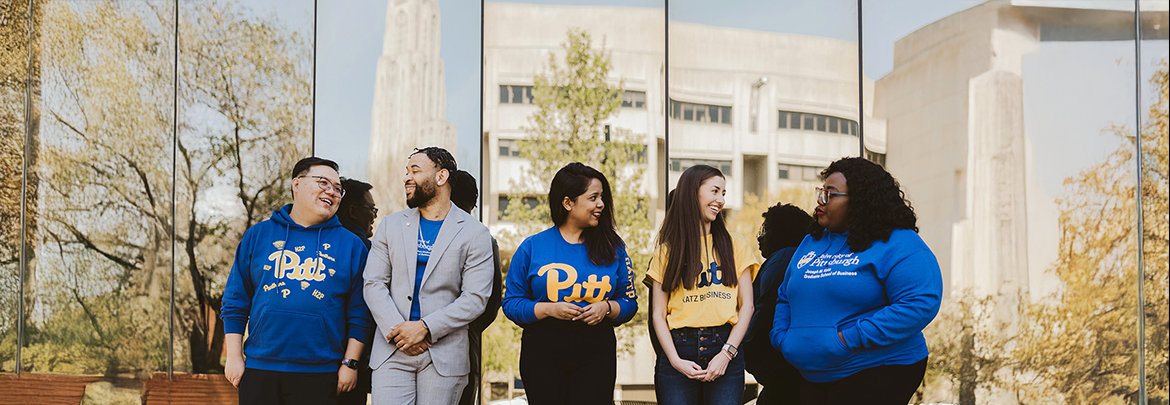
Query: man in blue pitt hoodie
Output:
[[222, 157, 373, 405]]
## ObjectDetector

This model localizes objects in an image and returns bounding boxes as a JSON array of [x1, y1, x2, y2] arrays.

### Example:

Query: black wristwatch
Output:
[[342, 358, 359, 370]]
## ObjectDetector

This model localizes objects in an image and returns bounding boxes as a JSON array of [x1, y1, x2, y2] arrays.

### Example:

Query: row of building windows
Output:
[[779, 111, 857, 136], [670, 100, 732, 125], [500, 85, 646, 109], [499, 138, 646, 162], [777, 164, 823, 182], [670, 158, 732, 175]]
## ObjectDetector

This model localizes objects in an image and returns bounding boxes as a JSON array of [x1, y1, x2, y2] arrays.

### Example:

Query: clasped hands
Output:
[[386, 320, 431, 355], [543, 301, 610, 325], [669, 351, 732, 383]]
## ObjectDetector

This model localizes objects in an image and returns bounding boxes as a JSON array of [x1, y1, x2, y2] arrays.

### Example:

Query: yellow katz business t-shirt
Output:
[[647, 232, 761, 329]]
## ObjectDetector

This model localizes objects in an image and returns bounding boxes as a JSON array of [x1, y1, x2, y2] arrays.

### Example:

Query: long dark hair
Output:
[[810, 157, 917, 252], [548, 163, 624, 265], [656, 165, 737, 292]]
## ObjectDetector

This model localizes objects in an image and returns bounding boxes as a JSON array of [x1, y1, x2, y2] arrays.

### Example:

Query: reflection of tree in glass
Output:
[[487, 29, 653, 380], [0, 0, 41, 372], [1012, 59, 1168, 405], [176, 0, 310, 374], [23, 0, 309, 375], [922, 60, 1169, 405]]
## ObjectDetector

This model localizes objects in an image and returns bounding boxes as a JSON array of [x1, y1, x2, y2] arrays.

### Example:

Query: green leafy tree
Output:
[[484, 28, 653, 379]]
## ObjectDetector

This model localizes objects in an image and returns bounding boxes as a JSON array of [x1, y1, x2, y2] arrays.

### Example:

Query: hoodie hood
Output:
[[271, 203, 343, 230]]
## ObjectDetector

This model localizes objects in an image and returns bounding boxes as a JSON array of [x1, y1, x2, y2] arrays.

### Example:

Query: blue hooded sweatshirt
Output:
[[221, 204, 374, 373], [770, 229, 942, 383]]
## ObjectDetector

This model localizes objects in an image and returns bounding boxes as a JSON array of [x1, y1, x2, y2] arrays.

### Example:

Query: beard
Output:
[[406, 177, 438, 208]]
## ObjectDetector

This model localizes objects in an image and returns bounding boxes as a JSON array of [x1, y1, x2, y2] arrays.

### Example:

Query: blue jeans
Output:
[[655, 324, 745, 405]]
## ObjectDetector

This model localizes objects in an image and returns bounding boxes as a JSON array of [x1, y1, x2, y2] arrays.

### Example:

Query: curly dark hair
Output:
[[809, 157, 917, 252], [410, 147, 458, 173], [759, 203, 813, 259]]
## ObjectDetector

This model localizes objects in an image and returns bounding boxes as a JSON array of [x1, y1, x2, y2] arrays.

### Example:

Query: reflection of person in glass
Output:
[[502, 163, 638, 405], [447, 169, 504, 405], [335, 177, 377, 405], [743, 203, 812, 405], [770, 157, 942, 405], [362, 147, 494, 405], [221, 157, 374, 405], [649, 165, 759, 405], [337, 178, 378, 248]]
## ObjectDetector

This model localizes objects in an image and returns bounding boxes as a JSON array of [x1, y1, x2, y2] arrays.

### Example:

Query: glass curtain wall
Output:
[[482, 0, 665, 402], [0, 2, 1165, 404]]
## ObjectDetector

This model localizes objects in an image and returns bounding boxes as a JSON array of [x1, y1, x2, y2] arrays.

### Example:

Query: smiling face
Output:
[[563, 178, 604, 229], [291, 165, 342, 225], [697, 175, 727, 225], [404, 153, 445, 209], [816, 172, 850, 233]]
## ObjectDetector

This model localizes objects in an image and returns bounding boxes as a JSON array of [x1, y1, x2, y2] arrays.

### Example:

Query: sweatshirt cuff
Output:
[[841, 322, 864, 350], [223, 317, 247, 335]]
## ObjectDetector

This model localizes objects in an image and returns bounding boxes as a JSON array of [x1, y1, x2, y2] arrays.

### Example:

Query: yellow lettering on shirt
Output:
[[538, 263, 577, 302]]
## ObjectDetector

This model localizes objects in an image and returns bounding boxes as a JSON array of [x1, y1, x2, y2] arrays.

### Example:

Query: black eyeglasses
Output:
[[297, 175, 345, 197], [361, 204, 378, 216]]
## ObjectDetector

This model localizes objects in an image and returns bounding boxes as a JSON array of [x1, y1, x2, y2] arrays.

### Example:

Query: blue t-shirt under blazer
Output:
[[502, 227, 638, 326], [221, 204, 374, 373], [770, 228, 942, 383]]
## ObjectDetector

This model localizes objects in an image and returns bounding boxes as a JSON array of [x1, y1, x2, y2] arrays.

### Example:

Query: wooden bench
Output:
[[0, 372, 237, 405], [0, 373, 102, 405], [143, 373, 237, 405]]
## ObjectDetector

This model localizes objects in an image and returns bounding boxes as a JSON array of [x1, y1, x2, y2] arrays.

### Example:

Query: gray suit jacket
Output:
[[363, 201, 495, 376]]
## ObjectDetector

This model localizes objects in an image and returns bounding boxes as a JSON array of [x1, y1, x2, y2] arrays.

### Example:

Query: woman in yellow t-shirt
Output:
[[648, 164, 761, 405]]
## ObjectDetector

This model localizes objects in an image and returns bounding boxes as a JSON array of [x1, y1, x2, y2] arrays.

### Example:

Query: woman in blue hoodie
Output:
[[770, 157, 942, 405], [502, 163, 637, 405]]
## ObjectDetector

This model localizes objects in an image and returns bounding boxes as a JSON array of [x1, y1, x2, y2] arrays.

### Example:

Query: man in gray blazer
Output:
[[363, 147, 495, 405]]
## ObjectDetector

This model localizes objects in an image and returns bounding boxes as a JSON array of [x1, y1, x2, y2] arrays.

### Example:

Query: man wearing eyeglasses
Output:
[[221, 157, 374, 405]]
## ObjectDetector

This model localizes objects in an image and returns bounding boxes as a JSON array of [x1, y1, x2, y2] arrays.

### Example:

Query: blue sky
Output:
[[241, 0, 1168, 198]]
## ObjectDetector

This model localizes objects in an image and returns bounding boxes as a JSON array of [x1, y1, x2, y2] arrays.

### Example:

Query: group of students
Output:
[[221, 146, 942, 405]]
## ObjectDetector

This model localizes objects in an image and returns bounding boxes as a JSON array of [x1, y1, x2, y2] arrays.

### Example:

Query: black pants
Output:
[[519, 319, 617, 405], [239, 368, 338, 405], [754, 366, 802, 405], [799, 358, 927, 405]]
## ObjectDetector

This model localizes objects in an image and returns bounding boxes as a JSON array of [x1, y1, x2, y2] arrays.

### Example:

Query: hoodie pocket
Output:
[[779, 326, 853, 372], [249, 309, 336, 364]]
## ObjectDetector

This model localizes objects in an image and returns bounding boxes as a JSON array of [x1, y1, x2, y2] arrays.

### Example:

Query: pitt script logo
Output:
[[539, 263, 611, 303], [268, 249, 333, 282]]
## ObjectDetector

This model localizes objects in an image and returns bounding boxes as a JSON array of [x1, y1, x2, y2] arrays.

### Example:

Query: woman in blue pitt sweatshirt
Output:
[[770, 157, 942, 405], [502, 163, 637, 405]]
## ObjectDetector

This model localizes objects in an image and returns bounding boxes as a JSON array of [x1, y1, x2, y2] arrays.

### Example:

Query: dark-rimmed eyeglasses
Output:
[[816, 187, 847, 206], [298, 175, 345, 198]]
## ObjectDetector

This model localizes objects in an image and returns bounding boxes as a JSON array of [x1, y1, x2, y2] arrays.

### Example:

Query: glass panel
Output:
[[316, 0, 481, 218], [0, 0, 34, 372], [671, 0, 859, 264], [27, 0, 176, 374], [866, 1, 1144, 402], [500, 85, 510, 103], [829, 116, 839, 133], [173, 0, 314, 374], [512, 86, 524, 104], [485, 1, 665, 399], [1139, 8, 1169, 402], [816, 114, 827, 131]]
